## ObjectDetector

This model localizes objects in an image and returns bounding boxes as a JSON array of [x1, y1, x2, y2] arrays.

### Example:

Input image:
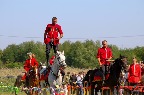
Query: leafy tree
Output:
[[67, 40, 98, 68], [18, 41, 46, 63], [109, 44, 120, 59], [133, 46, 144, 61], [0, 49, 2, 60], [2, 44, 19, 63], [1, 40, 144, 68]]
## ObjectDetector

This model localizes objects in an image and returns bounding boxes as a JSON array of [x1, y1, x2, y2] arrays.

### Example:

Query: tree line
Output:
[[0, 40, 144, 68]]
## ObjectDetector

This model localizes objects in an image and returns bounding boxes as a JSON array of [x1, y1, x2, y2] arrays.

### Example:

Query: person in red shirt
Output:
[[21, 52, 39, 84], [44, 17, 63, 67], [96, 40, 113, 83], [49, 55, 55, 66], [128, 57, 141, 86], [39, 56, 55, 85]]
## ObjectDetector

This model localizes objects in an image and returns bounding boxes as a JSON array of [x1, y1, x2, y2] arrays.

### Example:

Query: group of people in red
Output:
[[21, 16, 142, 87], [96, 40, 142, 85]]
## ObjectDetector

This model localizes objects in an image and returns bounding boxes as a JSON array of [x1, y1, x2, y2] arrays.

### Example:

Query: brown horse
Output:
[[28, 66, 40, 95], [14, 66, 40, 95]]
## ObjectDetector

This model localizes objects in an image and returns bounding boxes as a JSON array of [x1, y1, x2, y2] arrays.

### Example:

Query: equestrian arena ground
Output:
[[0, 67, 89, 95], [1, 67, 144, 95]]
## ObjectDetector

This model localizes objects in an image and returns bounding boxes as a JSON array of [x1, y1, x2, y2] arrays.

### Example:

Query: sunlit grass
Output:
[[0, 92, 26, 95], [0, 67, 90, 95], [0, 67, 89, 77]]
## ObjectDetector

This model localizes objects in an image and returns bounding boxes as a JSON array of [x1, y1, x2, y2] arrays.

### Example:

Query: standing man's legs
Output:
[[46, 43, 52, 67], [53, 44, 59, 54], [101, 65, 105, 83]]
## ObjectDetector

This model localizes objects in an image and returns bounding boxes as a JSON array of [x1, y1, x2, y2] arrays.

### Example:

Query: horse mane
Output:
[[112, 55, 126, 69], [108, 55, 127, 86]]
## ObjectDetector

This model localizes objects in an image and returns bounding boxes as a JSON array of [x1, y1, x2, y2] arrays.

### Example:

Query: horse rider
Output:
[[128, 57, 141, 86], [40, 55, 66, 85], [49, 55, 55, 66], [40, 55, 55, 85], [96, 40, 113, 84], [44, 17, 63, 67], [21, 52, 39, 86]]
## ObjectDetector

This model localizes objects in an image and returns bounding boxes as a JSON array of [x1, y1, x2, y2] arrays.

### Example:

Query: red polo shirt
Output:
[[44, 24, 63, 45], [97, 47, 112, 65], [128, 63, 141, 83]]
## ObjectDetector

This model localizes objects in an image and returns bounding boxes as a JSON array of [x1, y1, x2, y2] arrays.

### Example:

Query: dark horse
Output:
[[83, 55, 127, 95]]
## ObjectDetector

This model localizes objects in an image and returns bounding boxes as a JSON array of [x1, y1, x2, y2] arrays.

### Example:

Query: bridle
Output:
[[29, 66, 39, 79], [57, 56, 65, 66], [119, 57, 128, 84], [120, 58, 127, 73]]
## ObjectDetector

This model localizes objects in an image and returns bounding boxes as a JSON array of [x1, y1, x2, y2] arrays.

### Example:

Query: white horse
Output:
[[48, 51, 67, 95]]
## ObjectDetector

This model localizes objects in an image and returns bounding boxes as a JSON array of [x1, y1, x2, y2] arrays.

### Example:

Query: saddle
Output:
[[40, 67, 50, 81], [93, 65, 111, 82], [93, 69, 103, 82]]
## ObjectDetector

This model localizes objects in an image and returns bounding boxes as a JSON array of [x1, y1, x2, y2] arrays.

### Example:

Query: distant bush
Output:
[[0, 60, 5, 68], [1, 40, 144, 68], [5, 62, 23, 68]]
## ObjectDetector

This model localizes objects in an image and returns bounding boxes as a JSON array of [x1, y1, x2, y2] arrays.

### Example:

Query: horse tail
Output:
[[14, 75, 22, 87]]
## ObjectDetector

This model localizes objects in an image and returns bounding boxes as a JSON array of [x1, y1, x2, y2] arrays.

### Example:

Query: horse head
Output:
[[29, 66, 39, 79], [116, 55, 127, 71], [55, 50, 67, 68], [110, 55, 128, 84], [50, 50, 67, 77]]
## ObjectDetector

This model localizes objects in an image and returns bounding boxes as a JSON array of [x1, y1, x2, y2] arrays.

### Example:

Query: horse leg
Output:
[[91, 82, 95, 95], [110, 89, 113, 95], [50, 87, 55, 95], [27, 89, 32, 95], [95, 87, 100, 95], [110, 87, 116, 95], [31, 89, 38, 95], [35, 91, 39, 95], [14, 79, 18, 95], [40, 81, 47, 95]]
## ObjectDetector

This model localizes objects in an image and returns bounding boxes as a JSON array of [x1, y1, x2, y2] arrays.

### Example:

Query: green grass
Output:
[[0, 67, 89, 95], [0, 77, 20, 95], [0, 77, 16, 86], [0, 92, 26, 95]]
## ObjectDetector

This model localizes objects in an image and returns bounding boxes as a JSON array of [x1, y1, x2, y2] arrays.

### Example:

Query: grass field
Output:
[[0, 67, 90, 95], [0, 92, 26, 95], [0, 67, 89, 77]]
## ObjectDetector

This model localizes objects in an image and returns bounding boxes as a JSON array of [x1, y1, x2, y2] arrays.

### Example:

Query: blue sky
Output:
[[0, 0, 144, 50]]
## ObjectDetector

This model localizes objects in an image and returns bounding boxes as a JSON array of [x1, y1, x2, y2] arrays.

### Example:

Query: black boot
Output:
[[102, 75, 105, 85], [46, 54, 49, 67]]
